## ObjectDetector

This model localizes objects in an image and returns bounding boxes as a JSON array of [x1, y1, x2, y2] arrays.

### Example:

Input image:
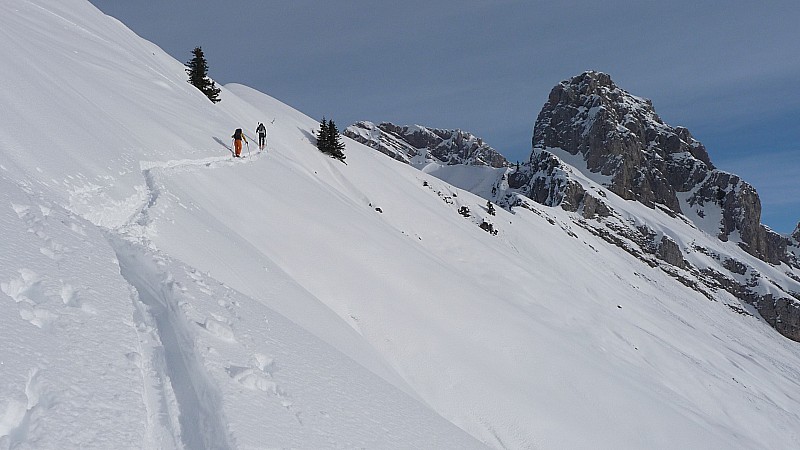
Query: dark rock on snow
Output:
[[345, 121, 509, 168]]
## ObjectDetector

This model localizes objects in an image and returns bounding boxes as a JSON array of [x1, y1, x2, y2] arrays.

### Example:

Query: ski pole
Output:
[[246, 141, 251, 158]]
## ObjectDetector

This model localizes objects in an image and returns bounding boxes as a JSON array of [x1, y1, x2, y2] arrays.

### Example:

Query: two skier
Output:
[[231, 123, 267, 158]]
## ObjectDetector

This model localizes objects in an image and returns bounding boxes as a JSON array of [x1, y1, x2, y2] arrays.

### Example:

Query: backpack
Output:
[[233, 128, 243, 140]]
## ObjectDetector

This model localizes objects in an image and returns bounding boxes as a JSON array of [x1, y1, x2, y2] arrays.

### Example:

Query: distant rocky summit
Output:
[[516, 71, 791, 266], [345, 121, 509, 168]]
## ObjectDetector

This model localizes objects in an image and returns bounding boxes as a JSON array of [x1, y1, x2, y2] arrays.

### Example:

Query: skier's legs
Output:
[[234, 139, 242, 156]]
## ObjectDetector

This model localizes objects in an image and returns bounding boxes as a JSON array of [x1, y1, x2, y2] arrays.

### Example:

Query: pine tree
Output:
[[315, 118, 346, 162], [185, 46, 221, 103], [316, 118, 330, 153], [326, 120, 346, 161]]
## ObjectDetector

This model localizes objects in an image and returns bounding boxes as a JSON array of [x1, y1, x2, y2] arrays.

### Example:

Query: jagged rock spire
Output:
[[533, 70, 713, 211], [530, 70, 791, 265]]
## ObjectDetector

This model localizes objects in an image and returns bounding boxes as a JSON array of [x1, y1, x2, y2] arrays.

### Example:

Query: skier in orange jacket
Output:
[[231, 128, 248, 157]]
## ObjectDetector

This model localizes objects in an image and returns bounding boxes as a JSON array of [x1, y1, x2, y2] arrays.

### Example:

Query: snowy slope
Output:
[[0, 1, 483, 448], [2, 1, 800, 449]]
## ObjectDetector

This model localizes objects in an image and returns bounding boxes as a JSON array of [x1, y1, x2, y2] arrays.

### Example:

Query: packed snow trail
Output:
[[105, 156, 485, 449], [107, 153, 256, 449], [112, 237, 233, 450]]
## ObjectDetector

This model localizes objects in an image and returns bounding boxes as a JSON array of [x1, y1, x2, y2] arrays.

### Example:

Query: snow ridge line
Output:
[[111, 237, 233, 450]]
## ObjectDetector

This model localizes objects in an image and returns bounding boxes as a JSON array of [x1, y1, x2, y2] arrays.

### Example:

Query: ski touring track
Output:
[[112, 237, 233, 450], [107, 150, 267, 449]]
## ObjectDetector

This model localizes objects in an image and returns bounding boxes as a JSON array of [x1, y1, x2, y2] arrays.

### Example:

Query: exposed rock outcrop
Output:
[[508, 149, 584, 210], [529, 71, 791, 265], [345, 121, 509, 168]]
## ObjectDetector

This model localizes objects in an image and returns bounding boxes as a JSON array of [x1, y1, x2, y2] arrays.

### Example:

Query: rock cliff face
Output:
[[528, 71, 791, 265], [345, 121, 509, 168], [508, 148, 586, 211]]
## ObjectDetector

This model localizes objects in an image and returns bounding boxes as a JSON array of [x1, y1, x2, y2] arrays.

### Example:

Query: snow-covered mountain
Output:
[[384, 71, 800, 343], [528, 71, 792, 266], [3, 1, 800, 449], [345, 121, 509, 168]]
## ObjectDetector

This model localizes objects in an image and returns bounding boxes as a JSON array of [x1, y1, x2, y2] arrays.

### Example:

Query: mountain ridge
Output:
[[345, 121, 509, 168]]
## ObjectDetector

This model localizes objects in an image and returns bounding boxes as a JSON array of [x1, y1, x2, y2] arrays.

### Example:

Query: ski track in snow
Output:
[[113, 238, 233, 450], [104, 150, 269, 449], [120, 152, 267, 240]]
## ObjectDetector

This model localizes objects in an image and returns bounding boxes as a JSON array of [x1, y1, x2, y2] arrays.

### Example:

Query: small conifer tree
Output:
[[315, 117, 346, 162], [326, 120, 346, 161], [316, 118, 330, 152], [186, 46, 221, 103]]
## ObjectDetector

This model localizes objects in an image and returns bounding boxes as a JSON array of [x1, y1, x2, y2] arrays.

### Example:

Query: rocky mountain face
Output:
[[345, 121, 509, 168], [517, 71, 791, 266]]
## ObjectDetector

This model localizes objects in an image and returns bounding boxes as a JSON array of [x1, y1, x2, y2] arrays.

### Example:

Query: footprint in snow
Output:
[[11, 202, 31, 220], [1, 270, 63, 329], [226, 365, 279, 393], [17, 305, 59, 329], [198, 315, 236, 342], [40, 238, 68, 261], [0, 369, 56, 446], [60, 283, 83, 309], [11, 202, 46, 236], [253, 353, 277, 376], [1, 269, 49, 305], [226, 354, 289, 405], [186, 269, 213, 295]]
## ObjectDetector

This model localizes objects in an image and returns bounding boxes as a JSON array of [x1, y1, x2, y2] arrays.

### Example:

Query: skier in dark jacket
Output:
[[256, 122, 267, 150], [232, 128, 248, 157]]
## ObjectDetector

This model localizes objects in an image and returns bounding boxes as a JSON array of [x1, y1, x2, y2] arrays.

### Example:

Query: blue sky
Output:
[[88, 0, 799, 234]]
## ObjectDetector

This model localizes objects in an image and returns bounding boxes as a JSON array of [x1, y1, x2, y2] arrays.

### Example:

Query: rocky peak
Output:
[[345, 121, 509, 168], [793, 223, 800, 242], [534, 70, 714, 211], [526, 70, 791, 266]]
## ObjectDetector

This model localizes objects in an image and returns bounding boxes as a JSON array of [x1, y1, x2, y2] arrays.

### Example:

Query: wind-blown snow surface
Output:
[[2, 0, 800, 449]]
